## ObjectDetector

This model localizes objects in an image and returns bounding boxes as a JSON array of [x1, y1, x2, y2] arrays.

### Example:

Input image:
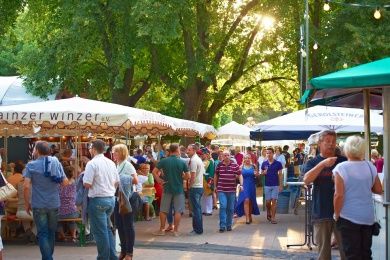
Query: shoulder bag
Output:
[[0, 170, 17, 201], [117, 163, 132, 215]]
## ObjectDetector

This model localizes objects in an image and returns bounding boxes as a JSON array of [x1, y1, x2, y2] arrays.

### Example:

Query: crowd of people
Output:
[[0, 132, 385, 260]]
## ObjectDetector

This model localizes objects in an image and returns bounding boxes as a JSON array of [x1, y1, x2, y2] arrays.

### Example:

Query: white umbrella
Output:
[[253, 105, 383, 133], [212, 121, 253, 146]]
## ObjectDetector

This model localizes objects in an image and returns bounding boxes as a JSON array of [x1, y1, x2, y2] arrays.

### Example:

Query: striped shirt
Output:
[[216, 161, 240, 192]]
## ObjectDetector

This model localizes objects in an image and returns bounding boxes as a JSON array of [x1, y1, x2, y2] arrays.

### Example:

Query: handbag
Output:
[[118, 178, 132, 215], [366, 161, 381, 236], [372, 221, 381, 236], [0, 171, 17, 201], [118, 190, 131, 215]]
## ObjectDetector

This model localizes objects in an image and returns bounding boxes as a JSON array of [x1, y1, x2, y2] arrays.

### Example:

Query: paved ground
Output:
[[2, 189, 344, 259], [3, 203, 343, 260]]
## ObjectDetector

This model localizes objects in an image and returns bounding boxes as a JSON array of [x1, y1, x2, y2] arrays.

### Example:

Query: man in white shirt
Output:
[[187, 144, 205, 235], [83, 140, 119, 260]]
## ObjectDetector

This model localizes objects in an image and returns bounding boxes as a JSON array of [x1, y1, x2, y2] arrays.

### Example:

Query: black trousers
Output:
[[114, 201, 135, 256], [336, 217, 373, 260]]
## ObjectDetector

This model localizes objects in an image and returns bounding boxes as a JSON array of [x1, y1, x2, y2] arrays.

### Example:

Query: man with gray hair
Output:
[[303, 130, 346, 260]]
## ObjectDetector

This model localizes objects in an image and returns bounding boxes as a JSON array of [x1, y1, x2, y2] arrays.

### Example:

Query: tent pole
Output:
[[363, 89, 371, 161], [4, 128, 8, 176], [76, 128, 80, 178], [382, 87, 390, 260]]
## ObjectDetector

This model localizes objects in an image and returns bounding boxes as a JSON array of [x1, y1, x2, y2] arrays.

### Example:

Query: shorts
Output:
[[160, 192, 185, 214], [264, 186, 279, 200]]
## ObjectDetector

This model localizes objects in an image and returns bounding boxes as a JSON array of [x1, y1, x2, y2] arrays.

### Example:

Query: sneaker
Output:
[[219, 228, 225, 233], [153, 230, 166, 236], [226, 227, 232, 231]]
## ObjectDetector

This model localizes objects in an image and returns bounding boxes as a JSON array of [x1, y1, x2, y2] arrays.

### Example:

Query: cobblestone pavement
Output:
[[3, 206, 342, 259]]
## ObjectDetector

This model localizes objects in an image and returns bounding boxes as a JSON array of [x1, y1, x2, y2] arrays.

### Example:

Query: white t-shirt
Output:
[[189, 154, 205, 188], [333, 160, 377, 225], [83, 154, 119, 198], [274, 154, 286, 168]]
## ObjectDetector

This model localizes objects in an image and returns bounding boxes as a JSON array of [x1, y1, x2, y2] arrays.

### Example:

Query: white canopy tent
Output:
[[0, 96, 217, 138], [0, 76, 56, 106], [164, 116, 217, 139], [0, 96, 176, 137], [251, 106, 383, 138], [211, 121, 255, 147]]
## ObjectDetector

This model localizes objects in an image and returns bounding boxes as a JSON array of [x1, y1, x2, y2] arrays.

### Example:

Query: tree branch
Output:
[[224, 77, 296, 105], [213, 0, 259, 66], [128, 79, 151, 106], [242, 59, 267, 75], [216, 25, 260, 97]]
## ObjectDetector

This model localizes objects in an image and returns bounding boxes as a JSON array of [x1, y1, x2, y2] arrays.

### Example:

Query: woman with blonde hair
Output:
[[236, 155, 260, 224], [333, 135, 382, 260], [112, 144, 138, 260]]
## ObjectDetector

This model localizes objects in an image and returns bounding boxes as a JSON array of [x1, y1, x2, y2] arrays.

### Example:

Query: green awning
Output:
[[310, 57, 390, 89], [299, 89, 313, 104], [301, 57, 390, 104]]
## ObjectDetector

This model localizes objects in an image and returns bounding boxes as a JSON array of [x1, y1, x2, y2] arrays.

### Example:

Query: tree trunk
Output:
[[111, 67, 133, 106], [182, 79, 208, 121]]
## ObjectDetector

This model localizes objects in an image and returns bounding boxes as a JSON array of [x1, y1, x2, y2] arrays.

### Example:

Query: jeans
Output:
[[218, 192, 236, 229], [336, 217, 373, 260], [32, 208, 58, 260], [189, 188, 204, 234], [88, 197, 116, 260], [114, 201, 135, 256]]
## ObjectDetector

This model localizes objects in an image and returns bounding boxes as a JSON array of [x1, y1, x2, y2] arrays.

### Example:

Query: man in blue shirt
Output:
[[261, 147, 283, 224], [24, 141, 68, 260], [304, 130, 346, 260]]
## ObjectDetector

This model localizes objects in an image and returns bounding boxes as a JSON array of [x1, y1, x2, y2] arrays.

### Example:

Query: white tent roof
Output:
[[253, 105, 383, 133], [0, 96, 175, 136], [0, 96, 217, 138], [164, 116, 217, 138], [217, 121, 251, 139], [211, 121, 253, 146], [0, 76, 56, 106]]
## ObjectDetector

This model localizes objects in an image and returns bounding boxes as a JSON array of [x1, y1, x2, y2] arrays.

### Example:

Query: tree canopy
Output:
[[1, 0, 388, 125]]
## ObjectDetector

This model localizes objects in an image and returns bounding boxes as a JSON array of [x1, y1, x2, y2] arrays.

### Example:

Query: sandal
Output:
[[124, 253, 133, 260], [267, 213, 271, 222], [271, 220, 277, 224], [119, 252, 126, 260], [164, 226, 174, 232]]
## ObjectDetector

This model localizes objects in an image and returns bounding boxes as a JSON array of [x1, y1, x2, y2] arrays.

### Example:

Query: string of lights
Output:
[[323, 0, 390, 19]]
